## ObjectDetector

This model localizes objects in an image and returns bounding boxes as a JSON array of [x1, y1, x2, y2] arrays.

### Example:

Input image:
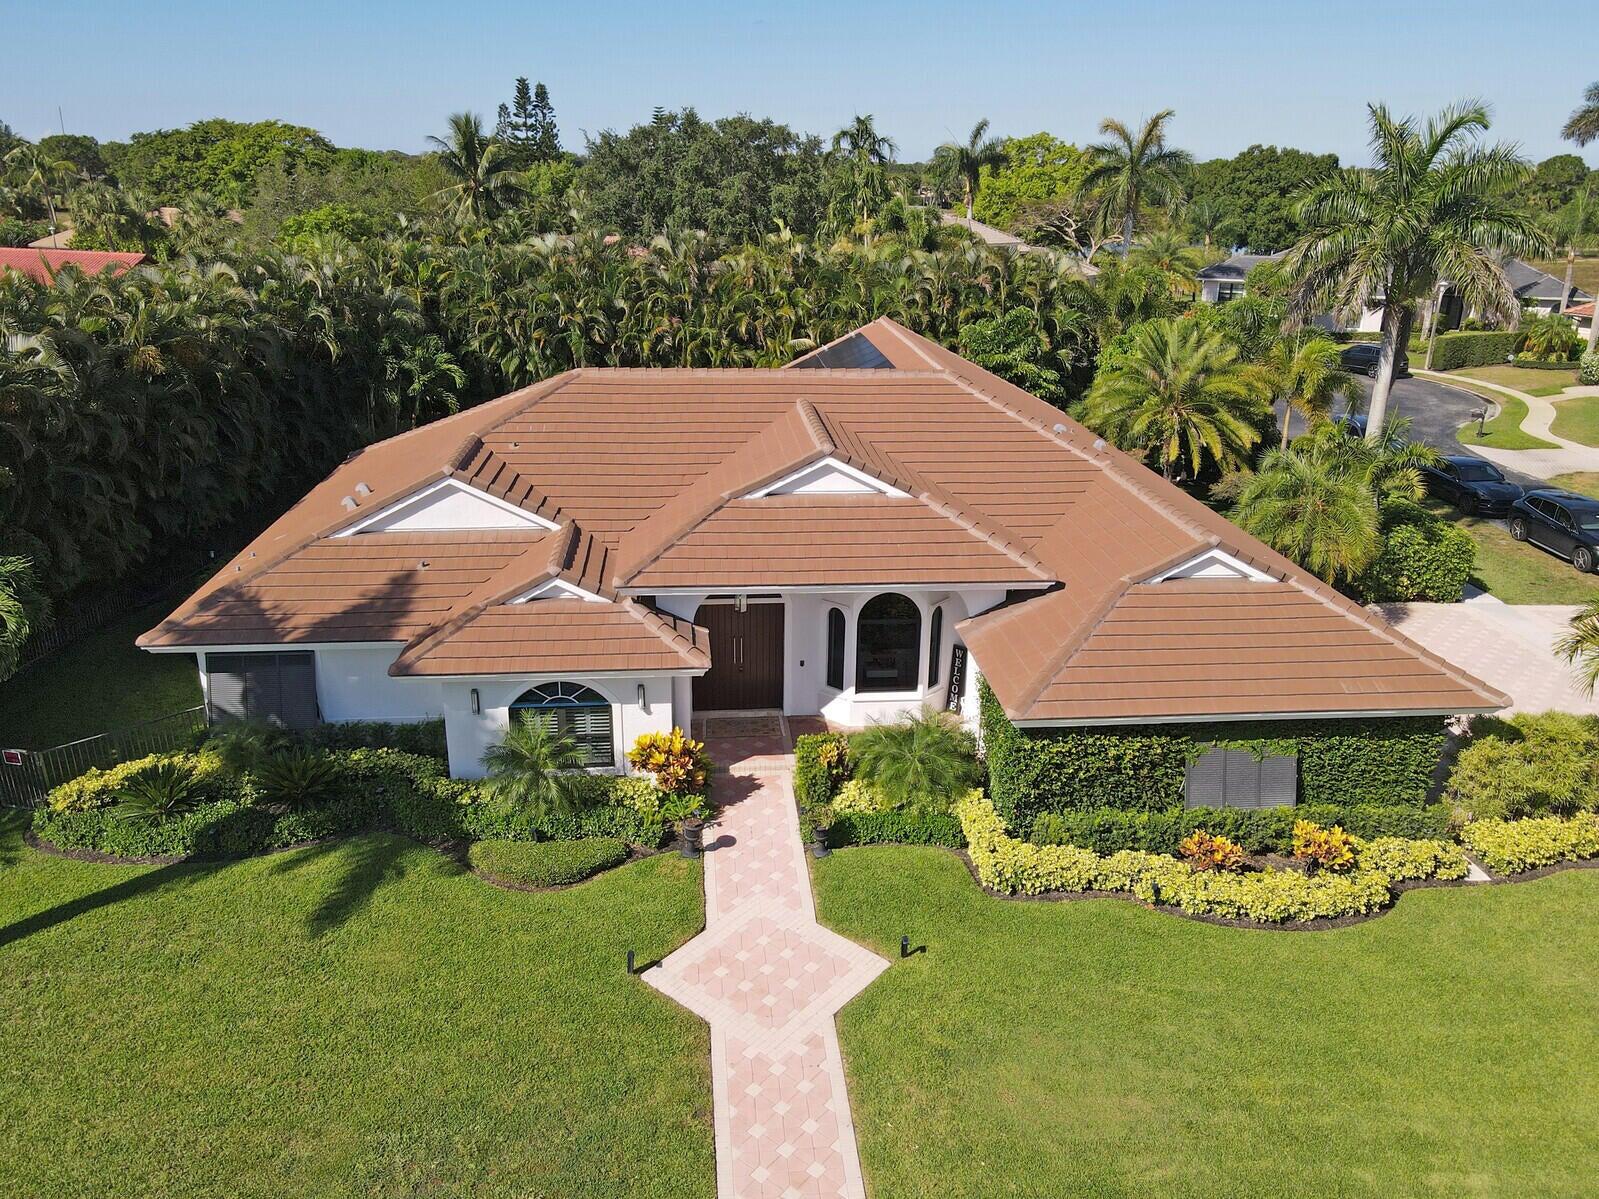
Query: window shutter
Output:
[[1223, 750, 1263, 809], [205, 651, 319, 728], [1258, 754, 1299, 808], [1185, 746, 1298, 809], [275, 652, 320, 729], [205, 654, 250, 721], [1184, 747, 1227, 808]]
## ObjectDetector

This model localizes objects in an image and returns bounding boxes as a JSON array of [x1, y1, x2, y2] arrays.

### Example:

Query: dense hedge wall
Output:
[[467, 837, 631, 887], [34, 748, 664, 859], [980, 679, 1448, 829], [298, 719, 448, 758], [1029, 802, 1452, 856], [829, 808, 965, 849], [1427, 331, 1518, 371]]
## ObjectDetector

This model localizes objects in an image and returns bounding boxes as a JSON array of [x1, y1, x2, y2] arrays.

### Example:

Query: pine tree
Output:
[[530, 82, 560, 162], [494, 102, 513, 145]]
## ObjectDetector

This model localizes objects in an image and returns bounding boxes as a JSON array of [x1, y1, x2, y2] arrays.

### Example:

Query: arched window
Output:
[[509, 681, 613, 767], [856, 593, 920, 692], [825, 608, 846, 690], [927, 606, 943, 688]]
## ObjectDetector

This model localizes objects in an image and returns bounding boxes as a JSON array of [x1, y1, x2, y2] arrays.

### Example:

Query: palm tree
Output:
[[1268, 334, 1361, 448], [830, 115, 896, 165], [426, 112, 523, 222], [1079, 317, 1269, 481], [1230, 440, 1382, 584], [1077, 110, 1192, 250], [850, 708, 980, 808], [1556, 600, 1599, 697], [1129, 229, 1204, 298], [1561, 81, 1599, 146], [0, 555, 46, 682], [935, 120, 1007, 221], [4, 142, 77, 235], [480, 716, 589, 827], [1187, 197, 1230, 249], [1284, 103, 1548, 443]]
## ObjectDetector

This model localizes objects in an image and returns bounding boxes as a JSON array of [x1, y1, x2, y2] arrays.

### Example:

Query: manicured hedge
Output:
[[793, 732, 851, 810], [467, 837, 630, 887], [1427, 330, 1518, 371], [1029, 802, 1452, 856], [980, 680, 1447, 829], [34, 747, 665, 859], [829, 808, 964, 849], [1462, 814, 1599, 875], [1356, 836, 1468, 881], [298, 719, 448, 759], [1581, 350, 1599, 386], [1358, 502, 1475, 603]]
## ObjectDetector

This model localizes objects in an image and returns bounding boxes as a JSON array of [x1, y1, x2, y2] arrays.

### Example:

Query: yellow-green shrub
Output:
[[831, 779, 892, 815], [47, 750, 233, 813], [1137, 865, 1392, 923], [1357, 836, 1469, 881], [1462, 814, 1599, 875], [1292, 820, 1358, 872]]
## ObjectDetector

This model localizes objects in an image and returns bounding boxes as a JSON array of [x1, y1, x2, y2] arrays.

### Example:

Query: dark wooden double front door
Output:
[[694, 602, 784, 711]]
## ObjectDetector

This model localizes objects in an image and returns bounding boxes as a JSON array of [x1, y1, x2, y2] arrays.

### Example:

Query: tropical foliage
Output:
[[1077, 110, 1192, 249], [935, 119, 1007, 220], [1557, 601, 1599, 698], [481, 717, 591, 828], [850, 708, 982, 808]]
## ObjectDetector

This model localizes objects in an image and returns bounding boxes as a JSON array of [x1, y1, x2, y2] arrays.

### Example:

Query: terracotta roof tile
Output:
[[0, 247, 145, 285]]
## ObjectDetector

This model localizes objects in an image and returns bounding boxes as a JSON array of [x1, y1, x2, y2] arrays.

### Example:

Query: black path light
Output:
[[627, 949, 636, 975]]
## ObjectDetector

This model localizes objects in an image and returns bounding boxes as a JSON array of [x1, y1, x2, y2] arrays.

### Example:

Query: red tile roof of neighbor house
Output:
[[0, 247, 146, 284], [142, 318, 1507, 722], [1567, 300, 1594, 319]]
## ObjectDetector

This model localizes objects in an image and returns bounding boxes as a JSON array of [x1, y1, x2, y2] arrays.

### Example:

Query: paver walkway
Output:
[[1416, 369, 1599, 479], [647, 737, 889, 1199]]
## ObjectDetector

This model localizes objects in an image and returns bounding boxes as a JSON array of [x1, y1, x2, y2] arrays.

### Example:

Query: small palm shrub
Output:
[[1178, 829, 1245, 872], [850, 708, 981, 808], [1292, 820, 1357, 873], [627, 728, 710, 796], [481, 717, 590, 831], [1517, 312, 1580, 362], [208, 718, 295, 775], [252, 750, 344, 811], [113, 760, 203, 824]]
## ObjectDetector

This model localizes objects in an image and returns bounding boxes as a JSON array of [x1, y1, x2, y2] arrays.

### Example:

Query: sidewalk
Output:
[[1416, 369, 1599, 479], [646, 737, 889, 1199]]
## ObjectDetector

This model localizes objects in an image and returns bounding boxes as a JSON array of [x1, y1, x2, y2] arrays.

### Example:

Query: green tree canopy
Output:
[[1187, 144, 1339, 252], [112, 119, 334, 207], [970, 132, 1085, 232]]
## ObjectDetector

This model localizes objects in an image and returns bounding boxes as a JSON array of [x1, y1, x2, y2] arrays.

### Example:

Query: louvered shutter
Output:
[[205, 651, 319, 728], [1258, 754, 1299, 808], [1184, 747, 1227, 808], [206, 654, 251, 721], [274, 652, 320, 729]]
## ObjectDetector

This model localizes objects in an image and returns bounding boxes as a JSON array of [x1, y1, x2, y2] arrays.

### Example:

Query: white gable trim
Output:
[[334, 478, 558, 536], [744, 457, 909, 498], [507, 578, 609, 604], [1146, 548, 1274, 583]]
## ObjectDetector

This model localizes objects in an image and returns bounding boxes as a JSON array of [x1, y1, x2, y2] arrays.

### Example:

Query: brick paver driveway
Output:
[[647, 736, 888, 1199]]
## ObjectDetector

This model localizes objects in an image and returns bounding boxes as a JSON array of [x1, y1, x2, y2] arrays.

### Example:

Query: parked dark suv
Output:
[[1339, 342, 1411, 379], [1421, 456, 1523, 516], [1508, 490, 1599, 574]]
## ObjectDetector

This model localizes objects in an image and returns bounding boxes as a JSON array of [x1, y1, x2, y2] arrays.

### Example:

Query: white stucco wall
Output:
[[315, 645, 446, 722], [439, 674, 678, 779]]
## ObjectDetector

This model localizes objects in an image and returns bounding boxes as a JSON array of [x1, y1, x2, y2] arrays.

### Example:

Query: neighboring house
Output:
[[1567, 299, 1593, 336], [939, 212, 1038, 253], [1197, 252, 1591, 332], [140, 318, 1505, 779], [0, 247, 146, 285]]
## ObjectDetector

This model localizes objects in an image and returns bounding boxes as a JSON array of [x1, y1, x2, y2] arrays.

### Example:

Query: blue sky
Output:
[[3, 0, 1594, 167]]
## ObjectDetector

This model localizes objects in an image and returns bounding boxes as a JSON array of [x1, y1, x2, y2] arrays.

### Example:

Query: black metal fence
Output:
[[0, 706, 209, 808]]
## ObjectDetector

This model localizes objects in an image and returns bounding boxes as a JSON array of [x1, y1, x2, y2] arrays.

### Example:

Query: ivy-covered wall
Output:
[[980, 679, 1447, 829]]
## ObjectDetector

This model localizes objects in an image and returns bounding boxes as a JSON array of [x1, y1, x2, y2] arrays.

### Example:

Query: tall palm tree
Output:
[[935, 120, 1007, 221], [1268, 334, 1361, 448], [1080, 317, 1269, 481], [830, 115, 896, 165], [1077, 110, 1192, 250], [480, 716, 589, 828], [426, 112, 523, 222], [0, 555, 46, 681], [1230, 433, 1382, 584], [1187, 197, 1230, 249], [4, 142, 77, 235], [1284, 103, 1547, 443], [1556, 599, 1599, 697], [1561, 81, 1599, 147]]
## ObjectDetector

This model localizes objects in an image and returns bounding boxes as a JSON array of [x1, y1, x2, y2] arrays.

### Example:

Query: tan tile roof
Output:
[[143, 317, 1507, 719]]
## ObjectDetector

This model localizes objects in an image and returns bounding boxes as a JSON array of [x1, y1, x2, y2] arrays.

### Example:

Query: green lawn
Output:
[[1550, 472, 1599, 500], [1453, 363, 1579, 398], [0, 817, 713, 1198], [815, 845, 1599, 1199], [1423, 499, 1599, 605], [0, 602, 200, 749], [1550, 394, 1599, 448], [1447, 386, 1560, 450]]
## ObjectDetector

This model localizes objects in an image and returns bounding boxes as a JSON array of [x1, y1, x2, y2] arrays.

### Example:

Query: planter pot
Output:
[[679, 819, 704, 859], [811, 827, 831, 859]]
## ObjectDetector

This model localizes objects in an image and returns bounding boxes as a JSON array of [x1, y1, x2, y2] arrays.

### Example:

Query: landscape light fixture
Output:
[[638, 683, 649, 712], [470, 688, 480, 715]]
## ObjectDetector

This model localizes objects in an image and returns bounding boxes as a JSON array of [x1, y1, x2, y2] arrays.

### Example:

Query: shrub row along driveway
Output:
[[0, 820, 713, 1199], [816, 845, 1599, 1199]]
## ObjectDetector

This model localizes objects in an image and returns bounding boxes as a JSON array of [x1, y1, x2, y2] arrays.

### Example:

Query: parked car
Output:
[[1421, 456, 1524, 516], [1508, 490, 1599, 573], [1334, 412, 1368, 438], [1339, 342, 1411, 379]]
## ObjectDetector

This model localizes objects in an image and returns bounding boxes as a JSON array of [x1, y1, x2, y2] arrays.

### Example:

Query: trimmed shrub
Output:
[[1292, 820, 1358, 872], [47, 750, 239, 813], [1427, 330, 1518, 371], [1462, 814, 1599, 875], [1028, 803, 1451, 856], [829, 808, 964, 849], [981, 679, 1446, 827], [626, 728, 710, 796], [300, 719, 447, 759], [830, 779, 891, 814], [467, 837, 630, 887], [1447, 713, 1599, 820], [1580, 351, 1599, 386], [1179, 829, 1245, 872], [794, 732, 852, 810], [1357, 836, 1468, 881], [1358, 504, 1475, 602]]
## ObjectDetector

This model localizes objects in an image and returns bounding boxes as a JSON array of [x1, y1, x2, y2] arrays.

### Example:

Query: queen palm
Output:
[[4, 142, 77, 235], [1230, 437, 1381, 585], [1562, 81, 1599, 147], [427, 112, 523, 222], [1077, 110, 1192, 250], [1284, 103, 1547, 443], [1268, 334, 1361, 448], [1556, 600, 1599, 698], [935, 120, 1007, 221], [1080, 317, 1269, 481]]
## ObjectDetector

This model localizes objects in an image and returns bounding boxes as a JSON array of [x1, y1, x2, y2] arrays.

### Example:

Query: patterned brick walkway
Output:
[[647, 738, 889, 1199]]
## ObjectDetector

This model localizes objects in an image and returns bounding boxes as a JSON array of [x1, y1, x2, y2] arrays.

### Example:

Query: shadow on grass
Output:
[[0, 859, 196, 950], [270, 832, 462, 938]]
